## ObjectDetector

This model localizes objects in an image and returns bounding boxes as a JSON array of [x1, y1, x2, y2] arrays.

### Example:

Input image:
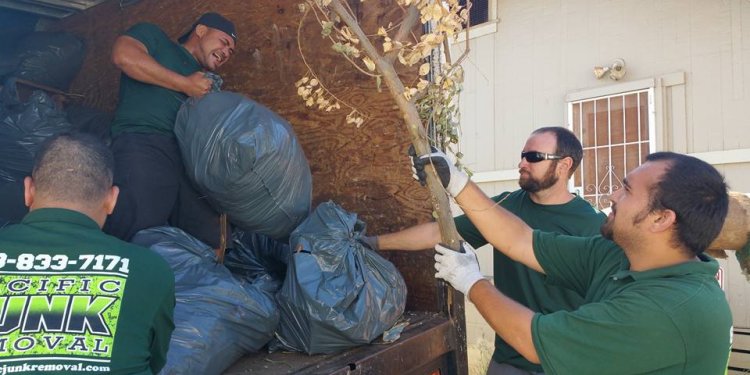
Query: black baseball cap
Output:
[[178, 12, 237, 44]]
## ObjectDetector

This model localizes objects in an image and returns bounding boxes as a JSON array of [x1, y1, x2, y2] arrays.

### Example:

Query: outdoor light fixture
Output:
[[593, 58, 627, 81]]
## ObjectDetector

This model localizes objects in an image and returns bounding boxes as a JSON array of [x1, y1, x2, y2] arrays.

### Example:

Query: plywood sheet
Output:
[[55, 0, 438, 311]]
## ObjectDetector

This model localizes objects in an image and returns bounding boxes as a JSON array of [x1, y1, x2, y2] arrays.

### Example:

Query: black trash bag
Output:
[[65, 104, 113, 144], [225, 230, 290, 295], [13, 32, 86, 91], [132, 226, 279, 375], [272, 201, 407, 354], [0, 78, 72, 183], [0, 180, 27, 225], [174, 91, 312, 240], [0, 54, 19, 83]]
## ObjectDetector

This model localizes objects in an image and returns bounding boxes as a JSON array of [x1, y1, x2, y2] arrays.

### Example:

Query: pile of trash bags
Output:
[[133, 202, 407, 372], [0, 31, 110, 226], [132, 227, 284, 375], [0, 77, 113, 225], [0, 78, 72, 224], [2, 32, 85, 91], [175, 91, 312, 240]]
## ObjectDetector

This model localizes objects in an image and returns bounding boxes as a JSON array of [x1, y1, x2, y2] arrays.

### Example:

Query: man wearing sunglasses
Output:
[[363, 127, 605, 375]]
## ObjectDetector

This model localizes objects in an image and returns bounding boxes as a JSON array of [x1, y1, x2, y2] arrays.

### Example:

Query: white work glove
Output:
[[408, 145, 469, 197], [434, 241, 484, 297]]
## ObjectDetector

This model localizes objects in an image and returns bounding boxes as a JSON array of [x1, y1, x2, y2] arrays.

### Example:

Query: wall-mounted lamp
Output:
[[593, 58, 626, 81]]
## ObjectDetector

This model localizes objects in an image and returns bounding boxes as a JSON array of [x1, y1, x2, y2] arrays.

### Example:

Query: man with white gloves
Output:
[[411, 147, 732, 375], [369, 127, 605, 374]]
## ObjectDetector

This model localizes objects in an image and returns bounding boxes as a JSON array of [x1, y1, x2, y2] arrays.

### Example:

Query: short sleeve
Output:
[[455, 192, 510, 249], [124, 23, 170, 55]]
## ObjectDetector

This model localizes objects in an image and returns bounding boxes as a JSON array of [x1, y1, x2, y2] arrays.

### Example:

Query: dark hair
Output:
[[532, 126, 583, 176], [32, 132, 114, 204], [646, 152, 729, 256]]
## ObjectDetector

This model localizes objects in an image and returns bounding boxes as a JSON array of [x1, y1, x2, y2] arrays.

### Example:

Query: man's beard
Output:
[[601, 215, 614, 239], [520, 161, 559, 193], [600, 205, 651, 241]]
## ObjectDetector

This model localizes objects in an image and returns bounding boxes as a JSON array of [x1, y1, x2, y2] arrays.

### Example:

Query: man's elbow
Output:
[[111, 49, 126, 70], [111, 47, 129, 70]]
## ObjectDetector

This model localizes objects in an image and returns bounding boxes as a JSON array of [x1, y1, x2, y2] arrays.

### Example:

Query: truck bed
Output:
[[225, 311, 457, 374]]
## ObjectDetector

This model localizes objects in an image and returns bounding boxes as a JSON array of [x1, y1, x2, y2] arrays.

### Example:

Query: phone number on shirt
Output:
[[0, 253, 130, 273]]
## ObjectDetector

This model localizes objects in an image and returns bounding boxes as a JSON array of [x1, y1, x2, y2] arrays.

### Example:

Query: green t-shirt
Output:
[[111, 22, 201, 136], [531, 231, 732, 375], [455, 189, 605, 371], [0, 208, 175, 374]]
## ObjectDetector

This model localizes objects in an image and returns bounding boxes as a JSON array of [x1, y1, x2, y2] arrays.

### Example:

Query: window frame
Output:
[[566, 80, 658, 209], [453, 0, 498, 42]]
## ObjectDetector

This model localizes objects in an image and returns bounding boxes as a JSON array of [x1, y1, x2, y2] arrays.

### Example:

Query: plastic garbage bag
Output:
[[226, 230, 290, 295], [14, 32, 86, 91], [0, 78, 72, 183], [174, 91, 312, 240], [132, 226, 279, 375], [0, 180, 27, 225], [273, 201, 407, 354]]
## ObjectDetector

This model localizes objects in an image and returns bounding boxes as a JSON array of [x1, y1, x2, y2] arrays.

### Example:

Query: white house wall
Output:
[[450, 0, 750, 327]]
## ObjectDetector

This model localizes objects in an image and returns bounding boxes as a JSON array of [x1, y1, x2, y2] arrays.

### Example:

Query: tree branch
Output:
[[328, 0, 461, 252], [385, 5, 420, 65]]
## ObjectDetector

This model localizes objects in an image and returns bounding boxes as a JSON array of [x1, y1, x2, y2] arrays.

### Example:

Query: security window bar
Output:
[[458, 0, 489, 26], [569, 89, 655, 210]]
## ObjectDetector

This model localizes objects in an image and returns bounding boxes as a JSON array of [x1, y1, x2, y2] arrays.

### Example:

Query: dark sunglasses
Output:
[[521, 151, 566, 163]]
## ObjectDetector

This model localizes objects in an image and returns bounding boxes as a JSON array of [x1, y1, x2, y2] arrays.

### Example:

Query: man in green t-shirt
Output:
[[0, 133, 175, 374], [369, 127, 605, 374], [103, 13, 237, 249], [411, 148, 732, 374]]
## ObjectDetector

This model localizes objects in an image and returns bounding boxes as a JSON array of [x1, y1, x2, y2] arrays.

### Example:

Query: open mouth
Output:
[[212, 52, 224, 64]]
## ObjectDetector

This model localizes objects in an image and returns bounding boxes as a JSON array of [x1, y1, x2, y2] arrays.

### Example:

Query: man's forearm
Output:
[[378, 222, 441, 251], [454, 182, 542, 272], [468, 279, 540, 364]]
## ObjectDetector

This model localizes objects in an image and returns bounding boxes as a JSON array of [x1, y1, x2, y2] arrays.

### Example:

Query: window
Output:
[[459, 0, 489, 26], [452, 0, 497, 41], [568, 89, 655, 210]]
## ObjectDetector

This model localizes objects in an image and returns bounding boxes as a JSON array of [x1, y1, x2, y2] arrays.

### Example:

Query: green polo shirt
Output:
[[455, 189, 606, 371], [111, 22, 201, 136], [0, 208, 175, 374], [531, 231, 732, 375]]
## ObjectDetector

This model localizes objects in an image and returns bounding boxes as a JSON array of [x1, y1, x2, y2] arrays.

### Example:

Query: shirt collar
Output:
[[21, 208, 101, 230], [610, 253, 719, 281]]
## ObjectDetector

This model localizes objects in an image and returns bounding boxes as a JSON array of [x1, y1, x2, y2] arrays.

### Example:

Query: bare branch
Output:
[[385, 5, 420, 64], [328, 0, 461, 252]]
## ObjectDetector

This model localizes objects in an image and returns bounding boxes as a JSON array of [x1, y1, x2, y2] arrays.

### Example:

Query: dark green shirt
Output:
[[111, 23, 201, 136], [532, 232, 732, 375], [0, 208, 175, 374], [455, 189, 605, 371]]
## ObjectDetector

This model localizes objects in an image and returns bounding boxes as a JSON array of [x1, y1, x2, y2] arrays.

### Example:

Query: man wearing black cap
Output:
[[104, 13, 237, 250]]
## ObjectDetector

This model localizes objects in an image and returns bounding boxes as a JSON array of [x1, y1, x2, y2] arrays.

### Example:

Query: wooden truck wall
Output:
[[54, 0, 440, 312]]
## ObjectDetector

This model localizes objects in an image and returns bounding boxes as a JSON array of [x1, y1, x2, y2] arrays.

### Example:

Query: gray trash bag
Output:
[[0, 180, 27, 225], [132, 226, 279, 375], [272, 201, 407, 354], [174, 91, 312, 240], [225, 230, 290, 295], [0, 78, 72, 183]]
